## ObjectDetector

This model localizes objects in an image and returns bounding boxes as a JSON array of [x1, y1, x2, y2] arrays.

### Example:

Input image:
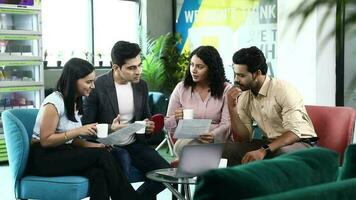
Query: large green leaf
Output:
[[141, 32, 189, 95], [141, 54, 166, 91]]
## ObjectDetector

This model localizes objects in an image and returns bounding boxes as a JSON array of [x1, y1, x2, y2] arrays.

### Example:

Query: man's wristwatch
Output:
[[261, 144, 272, 157]]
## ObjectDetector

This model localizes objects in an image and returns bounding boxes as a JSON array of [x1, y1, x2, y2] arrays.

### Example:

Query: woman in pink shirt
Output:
[[165, 46, 232, 155]]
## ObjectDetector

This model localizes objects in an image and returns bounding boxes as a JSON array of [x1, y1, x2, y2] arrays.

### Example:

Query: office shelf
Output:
[[0, 5, 43, 162]]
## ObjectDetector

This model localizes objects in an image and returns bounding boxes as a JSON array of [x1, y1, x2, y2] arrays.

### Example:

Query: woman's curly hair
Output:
[[183, 45, 228, 99]]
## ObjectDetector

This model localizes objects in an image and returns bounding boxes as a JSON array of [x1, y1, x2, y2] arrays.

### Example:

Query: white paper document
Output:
[[175, 119, 212, 139], [97, 123, 145, 145]]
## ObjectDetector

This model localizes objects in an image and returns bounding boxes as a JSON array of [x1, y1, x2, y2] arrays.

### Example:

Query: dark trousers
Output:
[[112, 140, 171, 200], [26, 143, 138, 200], [222, 139, 312, 166], [111, 147, 131, 177]]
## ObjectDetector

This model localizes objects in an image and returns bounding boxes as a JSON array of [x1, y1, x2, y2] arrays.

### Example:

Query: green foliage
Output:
[[141, 33, 189, 95], [289, 0, 356, 36], [141, 53, 166, 91]]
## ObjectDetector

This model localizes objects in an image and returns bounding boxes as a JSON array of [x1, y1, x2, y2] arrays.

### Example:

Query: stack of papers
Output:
[[174, 119, 212, 139], [97, 123, 145, 145]]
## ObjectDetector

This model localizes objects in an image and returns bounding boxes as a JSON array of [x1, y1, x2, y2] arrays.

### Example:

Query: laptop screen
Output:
[[176, 143, 224, 177]]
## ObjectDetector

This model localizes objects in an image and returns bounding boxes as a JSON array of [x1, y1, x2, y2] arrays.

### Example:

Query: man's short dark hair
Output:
[[232, 46, 267, 75], [111, 41, 141, 67]]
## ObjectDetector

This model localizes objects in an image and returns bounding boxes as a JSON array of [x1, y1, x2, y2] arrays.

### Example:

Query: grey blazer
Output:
[[82, 70, 151, 125]]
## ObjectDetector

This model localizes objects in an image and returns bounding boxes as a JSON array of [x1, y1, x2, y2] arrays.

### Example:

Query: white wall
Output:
[[141, 0, 173, 39], [277, 0, 336, 106], [44, 68, 110, 90], [140, 0, 173, 55]]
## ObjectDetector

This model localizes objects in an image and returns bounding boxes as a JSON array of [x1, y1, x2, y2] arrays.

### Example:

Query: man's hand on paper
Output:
[[199, 132, 214, 143], [111, 114, 128, 131], [144, 119, 155, 134]]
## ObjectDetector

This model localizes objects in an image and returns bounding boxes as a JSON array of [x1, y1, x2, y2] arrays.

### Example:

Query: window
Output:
[[42, 0, 139, 67], [93, 0, 139, 67]]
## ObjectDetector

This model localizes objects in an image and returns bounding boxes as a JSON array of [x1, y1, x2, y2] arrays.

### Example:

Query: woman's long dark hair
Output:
[[56, 58, 94, 122], [183, 46, 228, 98]]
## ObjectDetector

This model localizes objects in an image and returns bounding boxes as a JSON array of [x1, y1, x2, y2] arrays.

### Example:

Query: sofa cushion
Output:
[[194, 147, 339, 200], [338, 144, 356, 180], [19, 176, 89, 200], [251, 177, 356, 200]]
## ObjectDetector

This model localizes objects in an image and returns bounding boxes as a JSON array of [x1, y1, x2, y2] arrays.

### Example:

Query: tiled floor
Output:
[[0, 145, 195, 200], [0, 163, 14, 200]]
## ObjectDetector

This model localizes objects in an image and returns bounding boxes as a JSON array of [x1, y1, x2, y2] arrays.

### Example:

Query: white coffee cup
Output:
[[219, 158, 228, 168], [96, 123, 108, 138], [183, 109, 194, 119], [135, 121, 146, 134]]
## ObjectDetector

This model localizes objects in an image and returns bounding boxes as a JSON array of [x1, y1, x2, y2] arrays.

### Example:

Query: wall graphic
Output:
[[176, 0, 277, 82]]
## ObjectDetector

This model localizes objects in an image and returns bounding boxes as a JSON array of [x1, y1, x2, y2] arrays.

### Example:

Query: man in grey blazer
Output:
[[82, 41, 170, 200]]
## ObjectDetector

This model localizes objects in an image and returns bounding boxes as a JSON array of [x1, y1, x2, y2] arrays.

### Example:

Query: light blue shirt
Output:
[[32, 91, 82, 143]]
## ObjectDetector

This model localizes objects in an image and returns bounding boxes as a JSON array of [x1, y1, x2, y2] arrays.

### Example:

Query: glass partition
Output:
[[344, 3, 356, 108]]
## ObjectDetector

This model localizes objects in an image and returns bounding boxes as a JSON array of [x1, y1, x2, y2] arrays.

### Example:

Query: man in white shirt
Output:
[[82, 41, 170, 200]]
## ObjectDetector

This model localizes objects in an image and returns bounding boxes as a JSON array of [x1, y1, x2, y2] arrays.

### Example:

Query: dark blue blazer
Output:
[[82, 70, 151, 126]]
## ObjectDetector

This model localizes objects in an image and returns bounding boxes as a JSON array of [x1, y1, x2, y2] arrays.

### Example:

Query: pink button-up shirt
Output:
[[165, 82, 232, 142]]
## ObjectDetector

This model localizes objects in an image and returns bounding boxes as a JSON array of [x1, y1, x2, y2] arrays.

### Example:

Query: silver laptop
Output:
[[156, 143, 224, 178]]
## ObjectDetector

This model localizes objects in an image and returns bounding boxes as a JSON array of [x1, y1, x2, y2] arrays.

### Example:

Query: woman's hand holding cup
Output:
[[175, 108, 184, 122]]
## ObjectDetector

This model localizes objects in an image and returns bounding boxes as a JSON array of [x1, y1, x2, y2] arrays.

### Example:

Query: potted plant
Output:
[[97, 53, 103, 67], [43, 50, 48, 67], [70, 50, 75, 58], [141, 32, 189, 95], [141, 50, 166, 91], [56, 51, 63, 67], [84, 51, 89, 61]]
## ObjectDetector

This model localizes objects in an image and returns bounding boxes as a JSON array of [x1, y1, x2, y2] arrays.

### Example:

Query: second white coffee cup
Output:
[[135, 121, 146, 134], [96, 123, 108, 138], [183, 109, 194, 119]]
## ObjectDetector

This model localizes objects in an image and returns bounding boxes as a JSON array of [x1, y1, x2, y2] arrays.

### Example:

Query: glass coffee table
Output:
[[146, 168, 197, 200]]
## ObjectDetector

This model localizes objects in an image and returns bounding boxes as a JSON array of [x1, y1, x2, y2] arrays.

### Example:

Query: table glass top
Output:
[[146, 168, 197, 185]]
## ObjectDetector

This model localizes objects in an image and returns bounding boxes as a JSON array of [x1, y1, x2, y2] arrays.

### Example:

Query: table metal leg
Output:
[[180, 183, 185, 197], [183, 183, 191, 200], [163, 182, 186, 200]]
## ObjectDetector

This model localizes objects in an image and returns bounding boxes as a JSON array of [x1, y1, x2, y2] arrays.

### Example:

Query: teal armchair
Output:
[[2, 109, 89, 200]]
